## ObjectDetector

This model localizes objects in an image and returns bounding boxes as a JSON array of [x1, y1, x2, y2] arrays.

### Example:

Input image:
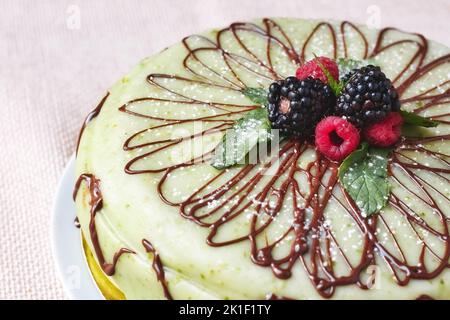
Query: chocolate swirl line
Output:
[[73, 174, 135, 276], [73, 174, 173, 297], [266, 293, 293, 300], [301, 22, 337, 61], [416, 294, 434, 300], [76, 92, 110, 155], [103, 19, 449, 298], [341, 21, 369, 59], [74, 216, 81, 228], [142, 239, 173, 300]]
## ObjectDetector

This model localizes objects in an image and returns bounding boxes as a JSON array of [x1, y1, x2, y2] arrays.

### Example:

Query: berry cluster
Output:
[[266, 57, 403, 161]]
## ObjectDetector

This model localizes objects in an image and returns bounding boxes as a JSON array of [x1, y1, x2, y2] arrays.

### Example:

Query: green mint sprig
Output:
[[241, 87, 269, 106], [313, 54, 345, 96], [337, 57, 377, 78], [339, 143, 392, 217], [399, 110, 439, 128], [210, 107, 271, 169], [211, 87, 272, 169]]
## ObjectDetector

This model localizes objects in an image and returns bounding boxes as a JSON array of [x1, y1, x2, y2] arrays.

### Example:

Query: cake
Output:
[[74, 18, 450, 300]]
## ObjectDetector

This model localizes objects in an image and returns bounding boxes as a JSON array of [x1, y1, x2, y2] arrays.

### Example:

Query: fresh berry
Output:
[[267, 76, 336, 139], [296, 56, 339, 84], [315, 116, 360, 161], [335, 65, 400, 127], [363, 112, 403, 147]]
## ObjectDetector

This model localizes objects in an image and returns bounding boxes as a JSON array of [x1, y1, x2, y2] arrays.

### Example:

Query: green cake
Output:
[[74, 18, 450, 299]]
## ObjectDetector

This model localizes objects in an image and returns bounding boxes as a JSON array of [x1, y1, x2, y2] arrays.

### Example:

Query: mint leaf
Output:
[[339, 145, 391, 217], [327, 75, 344, 96], [337, 58, 363, 76], [338, 142, 369, 179], [211, 108, 271, 169], [241, 87, 268, 106], [313, 54, 344, 96], [401, 123, 427, 138], [400, 110, 439, 128]]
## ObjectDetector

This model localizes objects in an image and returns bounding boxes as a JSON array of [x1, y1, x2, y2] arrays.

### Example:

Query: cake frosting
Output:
[[74, 18, 450, 299]]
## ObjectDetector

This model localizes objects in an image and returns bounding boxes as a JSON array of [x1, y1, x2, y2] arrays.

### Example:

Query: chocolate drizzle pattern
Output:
[[76, 92, 110, 155], [73, 174, 135, 276], [74, 216, 80, 228], [142, 239, 173, 300], [99, 19, 448, 298], [416, 294, 434, 300]]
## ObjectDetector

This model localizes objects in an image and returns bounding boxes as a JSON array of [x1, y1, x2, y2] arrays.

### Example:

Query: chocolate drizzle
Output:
[[76, 92, 110, 155], [73, 174, 172, 298], [74, 216, 80, 228], [266, 293, 293, 300], [73, 174, 134, 276], [142, 239, 173, 300], [76, 19, 450, 299], [416, 294, 434, 300]]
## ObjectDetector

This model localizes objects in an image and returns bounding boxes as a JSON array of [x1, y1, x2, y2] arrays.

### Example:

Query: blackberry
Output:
[[335, 65, 400, 127], [267, 77, 335, 139]]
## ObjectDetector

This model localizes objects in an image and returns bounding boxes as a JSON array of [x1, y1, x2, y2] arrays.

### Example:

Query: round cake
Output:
[[74, 18, 450, 300]]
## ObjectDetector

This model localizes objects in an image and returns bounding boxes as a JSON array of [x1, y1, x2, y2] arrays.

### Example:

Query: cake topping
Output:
[[315, 116, 360, 161], [338, 142, 391, 216], [335, 65, 400, 127], [115, 19, 450, 298], [363, 112, 403, 147], [399, 109, 440, 128], [207, 53, 442, 217], [295, 56, 339, 84], [267, 76, 335, 139], [210, 107, 271, 169]]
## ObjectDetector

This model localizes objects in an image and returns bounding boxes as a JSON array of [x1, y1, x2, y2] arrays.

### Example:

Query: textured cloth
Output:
[[0, 0, 448, 300]]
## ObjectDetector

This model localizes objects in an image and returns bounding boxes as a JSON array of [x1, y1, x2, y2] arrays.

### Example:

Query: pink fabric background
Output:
[[0, 0, 448, 300]]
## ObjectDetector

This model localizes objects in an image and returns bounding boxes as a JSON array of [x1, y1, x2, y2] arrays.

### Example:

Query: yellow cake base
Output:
[[82, 234, 126, 300]]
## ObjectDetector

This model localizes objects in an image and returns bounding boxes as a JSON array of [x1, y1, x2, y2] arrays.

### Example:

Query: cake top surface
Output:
[[75, 18, 450, 299]]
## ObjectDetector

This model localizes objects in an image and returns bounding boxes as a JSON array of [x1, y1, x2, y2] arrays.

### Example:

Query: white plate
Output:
[[51, 155, 103, 300]]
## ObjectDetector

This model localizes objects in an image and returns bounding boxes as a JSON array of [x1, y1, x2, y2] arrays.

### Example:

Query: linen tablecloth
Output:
[[0, 0, 448, 300]]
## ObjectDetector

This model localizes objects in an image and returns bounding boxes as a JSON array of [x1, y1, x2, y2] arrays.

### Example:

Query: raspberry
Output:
[[267, 76, 335, 139], [315, 116, 360, 161], [296, 56, 339, 84], [363, 112, 403, 147]]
